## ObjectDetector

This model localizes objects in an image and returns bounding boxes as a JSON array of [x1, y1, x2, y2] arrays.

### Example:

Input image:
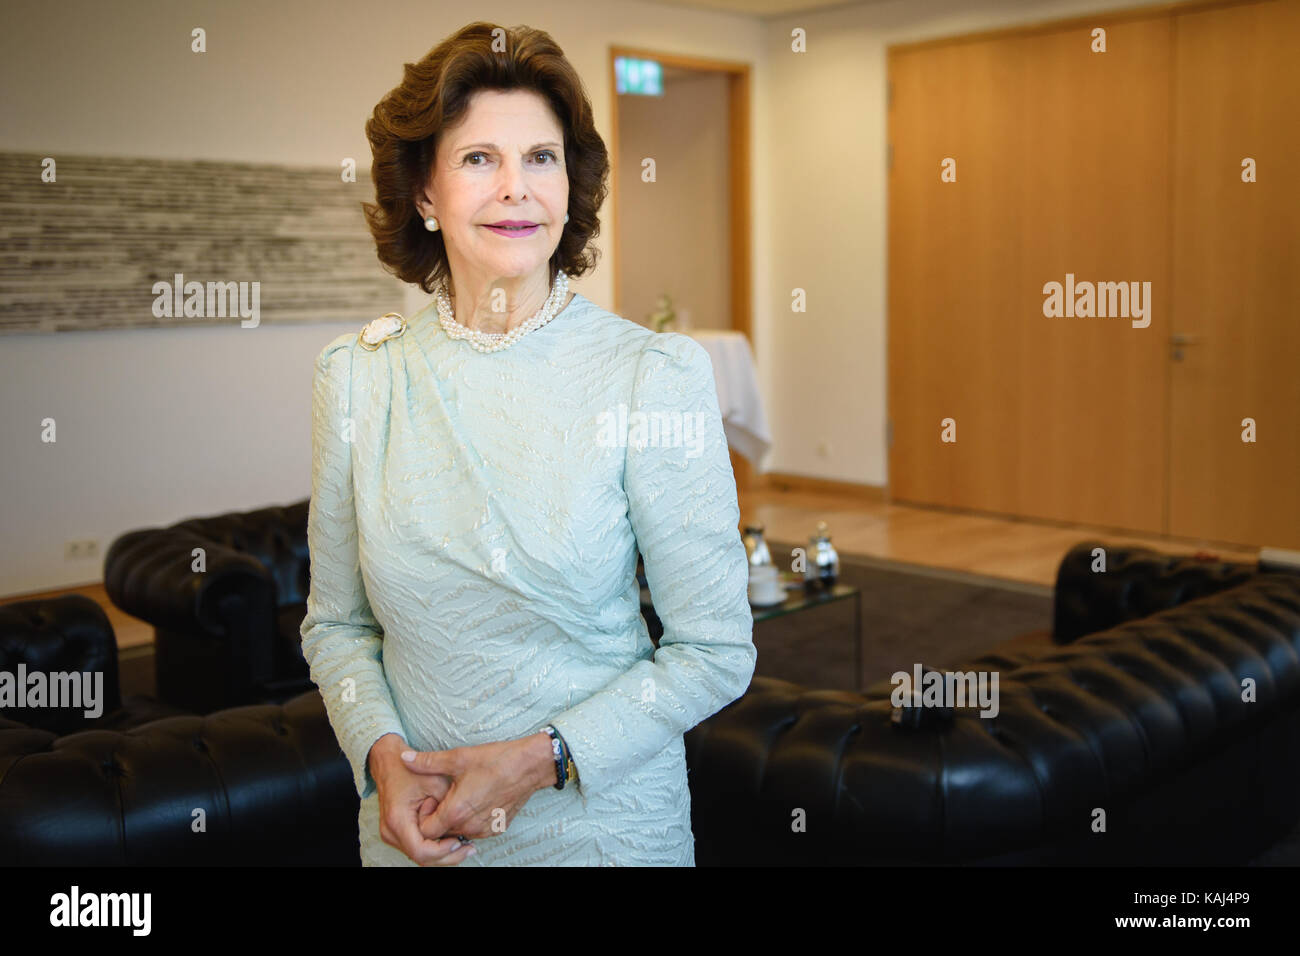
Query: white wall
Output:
[[0, 0, 764, 596]]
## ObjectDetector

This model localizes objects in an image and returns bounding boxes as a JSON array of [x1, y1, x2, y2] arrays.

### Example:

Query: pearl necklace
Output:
[[435, 271, 570, 353]]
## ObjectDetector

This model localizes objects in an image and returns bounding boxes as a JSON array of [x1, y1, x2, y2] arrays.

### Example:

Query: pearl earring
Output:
[[424, 216, 440, 232], [563, 214, 569, 224]]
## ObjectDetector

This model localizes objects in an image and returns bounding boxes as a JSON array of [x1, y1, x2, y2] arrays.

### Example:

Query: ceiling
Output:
[[638, 0, 890, 18]]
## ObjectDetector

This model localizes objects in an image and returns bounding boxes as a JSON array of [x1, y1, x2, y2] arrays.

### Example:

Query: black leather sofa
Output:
[[101, 500, 316, 714], [0, 594, 354, 865], [3, 520, 1297, 865], [688, 545, 1300, 865]]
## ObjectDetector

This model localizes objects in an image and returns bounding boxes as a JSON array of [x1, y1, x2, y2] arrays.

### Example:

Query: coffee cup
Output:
[[748, 565, 785, 606]]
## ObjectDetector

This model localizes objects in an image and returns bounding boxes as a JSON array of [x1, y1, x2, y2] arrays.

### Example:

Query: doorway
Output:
[[608, 46, 754, 489]]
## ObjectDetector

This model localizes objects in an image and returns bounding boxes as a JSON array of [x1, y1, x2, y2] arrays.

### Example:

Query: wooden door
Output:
[[1168, 0, 1300, 548], [889, 13, 1172, 535], [888, 35, 1028, 517], [1013, 14, 1173, 535]]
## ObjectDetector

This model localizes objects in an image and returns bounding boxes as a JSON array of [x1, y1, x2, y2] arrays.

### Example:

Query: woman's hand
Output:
[[368, 733, 476, 866], [403, 732, 558, 842]]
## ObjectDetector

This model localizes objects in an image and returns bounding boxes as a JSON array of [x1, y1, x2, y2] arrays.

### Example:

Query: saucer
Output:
[[749, 588, 787, 607]]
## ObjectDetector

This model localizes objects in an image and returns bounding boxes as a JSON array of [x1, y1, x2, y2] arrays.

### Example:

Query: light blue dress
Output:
[[299, 290, 756, 866]]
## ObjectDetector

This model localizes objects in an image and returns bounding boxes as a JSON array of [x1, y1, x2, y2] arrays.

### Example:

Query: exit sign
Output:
[[615, 57, 663, 96]]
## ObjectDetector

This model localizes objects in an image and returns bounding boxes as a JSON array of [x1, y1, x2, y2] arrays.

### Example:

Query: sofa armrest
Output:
[[1051, 540, 1258, 644], [0, 595, 123, 734], [103, 527, 275, 635]]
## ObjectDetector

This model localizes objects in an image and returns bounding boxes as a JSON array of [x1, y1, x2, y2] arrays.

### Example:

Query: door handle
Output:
[[1170, 332, 1201, 361]]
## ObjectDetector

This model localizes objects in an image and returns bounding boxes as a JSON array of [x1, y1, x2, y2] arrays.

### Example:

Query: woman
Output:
[[300, 21, 756, 866]]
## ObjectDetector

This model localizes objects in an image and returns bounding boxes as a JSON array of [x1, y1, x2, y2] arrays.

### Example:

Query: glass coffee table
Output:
[[640, 570, 863, 690]]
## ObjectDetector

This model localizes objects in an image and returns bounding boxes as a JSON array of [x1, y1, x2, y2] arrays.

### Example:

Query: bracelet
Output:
[[540, 726, 566, 790], [540, 725, 578, 790]]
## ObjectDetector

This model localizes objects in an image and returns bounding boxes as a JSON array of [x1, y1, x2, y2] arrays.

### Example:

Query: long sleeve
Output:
[[549, 334, 757, 804], [299, 333, 408, 800]]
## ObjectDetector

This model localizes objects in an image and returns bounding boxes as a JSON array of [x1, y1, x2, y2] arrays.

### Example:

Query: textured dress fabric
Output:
[[299, 291, 757, 866]]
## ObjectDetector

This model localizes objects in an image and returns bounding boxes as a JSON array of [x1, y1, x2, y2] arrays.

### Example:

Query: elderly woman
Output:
[[299, 21, 756, 866]]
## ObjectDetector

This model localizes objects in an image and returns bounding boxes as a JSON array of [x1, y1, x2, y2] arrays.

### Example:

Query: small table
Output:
[[682, 330, 772, 468], [640, 572, 863, 690]]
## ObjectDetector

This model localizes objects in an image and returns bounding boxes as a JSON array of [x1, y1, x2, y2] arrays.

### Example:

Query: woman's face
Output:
[[420, 88, 569, 283]]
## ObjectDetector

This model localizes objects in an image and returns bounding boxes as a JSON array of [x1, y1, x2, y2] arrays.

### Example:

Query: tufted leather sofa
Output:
[[0, 593, 353, 864], [686, 542, 1300, 865], [3, 538, 1298, 865], [102, 500, 315, 714]]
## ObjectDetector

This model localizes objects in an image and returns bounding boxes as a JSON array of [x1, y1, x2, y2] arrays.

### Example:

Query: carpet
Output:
[[754, 542, 1054, 693]]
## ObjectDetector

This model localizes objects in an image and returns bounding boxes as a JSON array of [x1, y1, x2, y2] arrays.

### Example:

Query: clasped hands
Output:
[[368, 730, 557, 866]]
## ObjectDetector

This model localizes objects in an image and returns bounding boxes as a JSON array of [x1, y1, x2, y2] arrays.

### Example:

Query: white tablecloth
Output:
[[683, 329, 772, 468]]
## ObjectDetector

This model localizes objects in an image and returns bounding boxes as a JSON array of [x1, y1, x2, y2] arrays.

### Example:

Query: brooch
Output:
[[358, 312, 407, 350]]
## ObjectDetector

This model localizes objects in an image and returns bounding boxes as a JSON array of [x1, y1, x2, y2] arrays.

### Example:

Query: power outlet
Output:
[[64, 539, 100, 560]]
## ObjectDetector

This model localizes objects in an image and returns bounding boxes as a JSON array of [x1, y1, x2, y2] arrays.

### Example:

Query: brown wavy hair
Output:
[[362, 22, 609, 294]]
